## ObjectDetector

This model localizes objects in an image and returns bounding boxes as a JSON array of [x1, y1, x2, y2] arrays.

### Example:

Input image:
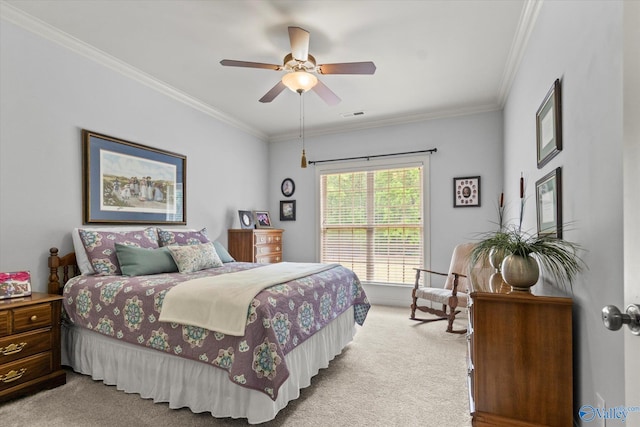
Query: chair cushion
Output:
[[415, 287, 469, 307]]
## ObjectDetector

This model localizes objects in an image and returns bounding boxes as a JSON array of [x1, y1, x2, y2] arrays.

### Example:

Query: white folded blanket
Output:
[[158, 262, 338, 336]]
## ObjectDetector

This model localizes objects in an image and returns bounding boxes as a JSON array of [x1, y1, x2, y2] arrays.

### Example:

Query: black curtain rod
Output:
[[307, 148, 437, 166]]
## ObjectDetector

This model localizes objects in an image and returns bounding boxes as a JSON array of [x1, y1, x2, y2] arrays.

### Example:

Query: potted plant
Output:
[[471, 226, 584, 291], [471, 175, 585, 291]]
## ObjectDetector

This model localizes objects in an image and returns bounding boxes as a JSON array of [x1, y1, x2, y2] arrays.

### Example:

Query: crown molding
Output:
[[0, 2, 268, 141], [268, 103, 501, 143], [497, 0, 544, 106]]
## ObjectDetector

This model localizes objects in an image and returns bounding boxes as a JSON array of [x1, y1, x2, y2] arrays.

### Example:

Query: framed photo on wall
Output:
[[281, 178, 295, 197], [536, 167, 562, 238], [536, 79, 562, 169], [82, 130, 186, 224], [280, 200, 296, 221], [453, 176, 481, 207]]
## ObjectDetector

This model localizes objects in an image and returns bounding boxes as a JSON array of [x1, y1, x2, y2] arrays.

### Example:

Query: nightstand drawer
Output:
[[0, 352, 52, 392], [13, 303, 52, 333], [0, 330, 52, 364]]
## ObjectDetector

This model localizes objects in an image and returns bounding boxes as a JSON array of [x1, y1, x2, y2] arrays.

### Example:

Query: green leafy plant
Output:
[[471, 225, 585, 288]]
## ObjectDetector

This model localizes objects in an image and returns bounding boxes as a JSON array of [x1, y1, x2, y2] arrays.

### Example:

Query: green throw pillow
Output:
[[115, 243, 178, 276], [213, 241, 235, 263]]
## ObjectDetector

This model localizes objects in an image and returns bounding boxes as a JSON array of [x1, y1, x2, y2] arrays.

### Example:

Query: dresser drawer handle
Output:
[[30, 315, 38, 322], [1, 368, 27, 383], [0, 342, 27, 356]]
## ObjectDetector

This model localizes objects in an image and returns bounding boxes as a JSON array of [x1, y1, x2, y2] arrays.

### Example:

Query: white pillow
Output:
[[72, 227, 203, 275]]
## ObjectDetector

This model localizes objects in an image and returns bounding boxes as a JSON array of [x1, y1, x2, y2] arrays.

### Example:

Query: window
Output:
[[319, 163, 424, 285]]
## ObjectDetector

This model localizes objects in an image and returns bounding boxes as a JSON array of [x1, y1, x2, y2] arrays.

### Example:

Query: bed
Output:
[[47, 227, 370, 424]]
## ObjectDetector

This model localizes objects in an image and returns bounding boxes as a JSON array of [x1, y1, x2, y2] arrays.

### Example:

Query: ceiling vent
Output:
[[340, 111, 365, 118]]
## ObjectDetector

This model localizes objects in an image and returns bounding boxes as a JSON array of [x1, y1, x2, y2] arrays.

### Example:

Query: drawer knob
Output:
[[30, 315, 38, 322], [1, 368, 27, 383], [1, 342, 27, 356]]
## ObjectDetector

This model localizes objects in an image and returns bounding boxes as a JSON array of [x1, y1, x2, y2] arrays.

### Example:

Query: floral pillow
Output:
[[78, 227, 159, 275], [166, 242, 223, 273], [157, 227, 210, 247]]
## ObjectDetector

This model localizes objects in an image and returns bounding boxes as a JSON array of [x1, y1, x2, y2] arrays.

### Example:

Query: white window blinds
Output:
[[320, 165, 424, 285]]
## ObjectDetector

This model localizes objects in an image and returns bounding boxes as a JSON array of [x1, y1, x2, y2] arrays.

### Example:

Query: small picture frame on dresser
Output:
[[0, 271, 32, 300], [238, 210, 255, 229], [254, 210, 273, 228]]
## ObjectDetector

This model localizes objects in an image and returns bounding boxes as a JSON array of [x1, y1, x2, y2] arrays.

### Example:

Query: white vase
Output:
[[501, 254, 539, 292]]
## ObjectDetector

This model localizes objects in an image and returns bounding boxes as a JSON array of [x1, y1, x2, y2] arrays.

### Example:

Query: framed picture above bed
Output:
[[82, 130, 186, 225]]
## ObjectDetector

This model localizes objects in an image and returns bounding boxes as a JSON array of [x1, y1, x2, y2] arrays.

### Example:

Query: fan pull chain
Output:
[[300, 92, 307, 168]]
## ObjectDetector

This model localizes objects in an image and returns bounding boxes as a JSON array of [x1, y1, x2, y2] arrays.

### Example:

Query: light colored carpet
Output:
[[0, 305, 472, 427]]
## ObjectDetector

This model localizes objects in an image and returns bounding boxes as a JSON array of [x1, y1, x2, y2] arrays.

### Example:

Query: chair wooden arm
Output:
[[450, 272, 467, 297], [413, 268, 448, 290]]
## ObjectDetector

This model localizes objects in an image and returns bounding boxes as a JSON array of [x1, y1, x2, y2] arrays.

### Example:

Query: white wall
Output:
[[268, 111, 504, 304], [0, 20, 269, 292], [503, 1, 625, 421]]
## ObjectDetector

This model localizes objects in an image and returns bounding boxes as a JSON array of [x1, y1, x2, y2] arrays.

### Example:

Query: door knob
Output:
[[601, 304, 640, 336]]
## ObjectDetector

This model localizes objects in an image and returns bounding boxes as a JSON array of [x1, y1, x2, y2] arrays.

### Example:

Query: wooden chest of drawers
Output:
[[467, 280, 572, 426], [228, 229, 284, 263], [0, 293, 66, 402]]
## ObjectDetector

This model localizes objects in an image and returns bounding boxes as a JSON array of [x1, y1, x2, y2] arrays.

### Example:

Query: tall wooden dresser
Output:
[[0, 292, 66, 402], [228, 229, 284, 263], [467, 274, 573, 427]]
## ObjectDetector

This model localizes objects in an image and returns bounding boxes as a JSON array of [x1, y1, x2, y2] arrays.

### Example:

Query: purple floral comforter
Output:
[[62, 262, 370, 400]]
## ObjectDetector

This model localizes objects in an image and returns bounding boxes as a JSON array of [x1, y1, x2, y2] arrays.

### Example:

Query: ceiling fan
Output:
[[220, 26, 376, 106]]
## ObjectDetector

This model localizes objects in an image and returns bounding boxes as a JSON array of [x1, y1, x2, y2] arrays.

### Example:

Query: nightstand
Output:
[[0, 292, 66, 402]]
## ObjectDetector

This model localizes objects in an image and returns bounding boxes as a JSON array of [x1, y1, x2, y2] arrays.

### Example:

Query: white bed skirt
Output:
[[62, 307, 356, 424]]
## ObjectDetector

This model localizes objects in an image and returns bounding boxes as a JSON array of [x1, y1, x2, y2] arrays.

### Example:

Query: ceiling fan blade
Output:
[[220, 59, 281, 70], [318, 61, 377, 75], [288, 26, 310, 62], [312, 79, 341, 106], [259, 81, 287, 103]]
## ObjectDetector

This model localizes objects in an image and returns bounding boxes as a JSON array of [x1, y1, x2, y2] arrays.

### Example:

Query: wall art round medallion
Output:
[[281, 178, 295, 197]]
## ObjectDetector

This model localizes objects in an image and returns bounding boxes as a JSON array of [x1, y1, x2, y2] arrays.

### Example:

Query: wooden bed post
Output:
[[48, 247, 61, 295], [48, 247, 78, 295]]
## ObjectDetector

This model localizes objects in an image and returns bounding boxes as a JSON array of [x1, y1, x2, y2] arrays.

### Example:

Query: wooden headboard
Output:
[[48, 247, 80, 295]]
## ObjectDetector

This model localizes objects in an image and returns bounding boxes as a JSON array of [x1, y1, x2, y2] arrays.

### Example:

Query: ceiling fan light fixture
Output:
[[282, 71, 318, 93]]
